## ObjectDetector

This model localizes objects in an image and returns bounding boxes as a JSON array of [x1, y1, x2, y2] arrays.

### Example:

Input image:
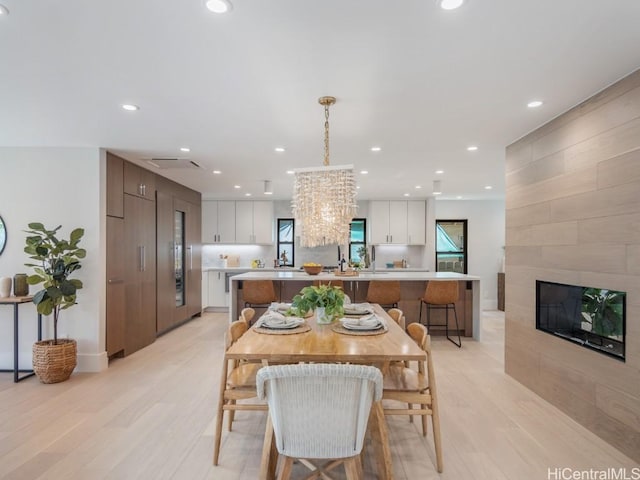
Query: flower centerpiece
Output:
[[291, 284, 345, 324]]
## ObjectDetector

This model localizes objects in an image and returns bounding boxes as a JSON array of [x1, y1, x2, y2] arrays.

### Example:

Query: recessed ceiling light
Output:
[[286, 170, 294, 175], [274, 147, 285, 153], [245, 193, 252, 197], [213, 170, 222, 174], [467, 145, 478, 151], [356, 186, 361, 189], [433, 192, 442, 196], [0, 4, 9, 15], [456, 196, 463, 199], [122, 104, 139, 111], [403, 193, 410, 197], [370, 146, 381, 152], [180, 147, 190, 152], [415, 185, 422, 189], [205, 0, 233, 13], [360, 170, 368, 174], [440, 0, 464, 10], [234, 185, 241, 189], [435, 170, 444, 174], [527, 100, 543, 108], [485, 185, 493, 190]]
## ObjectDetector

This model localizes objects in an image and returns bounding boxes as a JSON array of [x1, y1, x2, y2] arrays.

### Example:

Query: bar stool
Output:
[[242, 280, 277, 317], [366, 280, 401, 309], [418, 281, 461, 347]]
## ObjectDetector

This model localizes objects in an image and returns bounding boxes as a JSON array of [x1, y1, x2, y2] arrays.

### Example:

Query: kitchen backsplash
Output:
[[202, 243, 425, 269]]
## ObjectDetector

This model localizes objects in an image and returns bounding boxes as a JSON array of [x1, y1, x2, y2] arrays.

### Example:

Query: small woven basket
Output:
[[32, 339, 77, 384]]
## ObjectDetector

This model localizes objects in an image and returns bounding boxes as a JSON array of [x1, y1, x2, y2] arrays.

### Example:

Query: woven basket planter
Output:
[[32, 339, 77, 384]]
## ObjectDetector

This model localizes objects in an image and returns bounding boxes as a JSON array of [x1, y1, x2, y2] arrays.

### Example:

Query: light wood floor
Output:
[[0, 311, 635, 480]]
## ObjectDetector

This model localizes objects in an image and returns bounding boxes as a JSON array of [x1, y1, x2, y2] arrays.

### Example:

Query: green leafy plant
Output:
[[292, 284, 345, 320], [581, 288, 624, 338], [24, 223, 86, 344]]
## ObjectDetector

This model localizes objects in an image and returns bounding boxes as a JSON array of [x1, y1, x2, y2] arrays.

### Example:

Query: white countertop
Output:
[[203, 267, 432, 273], [229, 271, 480, 281]]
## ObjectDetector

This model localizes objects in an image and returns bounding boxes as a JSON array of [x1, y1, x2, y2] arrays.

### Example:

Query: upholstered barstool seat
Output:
[[418, 280, 461, 347], [366, 280, 401, 309]]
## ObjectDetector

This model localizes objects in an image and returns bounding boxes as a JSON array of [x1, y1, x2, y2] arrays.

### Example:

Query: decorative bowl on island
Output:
[[303, 263, 322, 275]]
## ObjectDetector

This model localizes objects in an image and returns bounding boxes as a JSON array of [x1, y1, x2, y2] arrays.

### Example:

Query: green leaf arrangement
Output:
[[291, 284, 345, 320], [24, 223, 86, 343]]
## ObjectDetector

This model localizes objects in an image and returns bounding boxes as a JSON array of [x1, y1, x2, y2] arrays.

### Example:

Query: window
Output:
[[435, 219, 467, 274], [277, 219, 294, 267], [349, 218, 366, 265]]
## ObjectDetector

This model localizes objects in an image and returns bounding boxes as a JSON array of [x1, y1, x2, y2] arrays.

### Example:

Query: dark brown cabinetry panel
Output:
[[186, 201, 202, 318], [106, 153, 124, 218], [106, 216, 125, 356], [123, 162, 156, 199], [124, 194, 157, 355]]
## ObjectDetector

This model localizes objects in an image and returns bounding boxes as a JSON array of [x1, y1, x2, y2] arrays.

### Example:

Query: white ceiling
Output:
[[1, 0, 639, 201]]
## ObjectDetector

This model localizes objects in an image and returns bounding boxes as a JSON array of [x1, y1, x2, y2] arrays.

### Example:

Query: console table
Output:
[[0, 296, 42, 382]]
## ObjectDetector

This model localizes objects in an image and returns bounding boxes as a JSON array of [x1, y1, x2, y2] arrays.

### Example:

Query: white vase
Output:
[[0, 277, 11, 298], [315, 307, 332, 324]]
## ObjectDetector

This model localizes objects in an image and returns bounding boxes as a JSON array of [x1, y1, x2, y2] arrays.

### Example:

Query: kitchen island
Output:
[[229, 271, 482, 340]]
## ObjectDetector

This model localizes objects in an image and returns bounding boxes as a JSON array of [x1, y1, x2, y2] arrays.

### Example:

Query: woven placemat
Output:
[[331, 324, 388, 336], [254, 323, 312, 335]]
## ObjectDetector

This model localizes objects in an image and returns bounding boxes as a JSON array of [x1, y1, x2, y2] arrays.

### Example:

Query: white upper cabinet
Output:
[[407, 200, 426, 245], [235, 201, 274, 244], [202, 201, 236, 243], [369, 200, 425, 245]]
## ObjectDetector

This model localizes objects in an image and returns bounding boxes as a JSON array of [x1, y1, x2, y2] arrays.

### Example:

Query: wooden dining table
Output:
[[224, 304, 426, 480]]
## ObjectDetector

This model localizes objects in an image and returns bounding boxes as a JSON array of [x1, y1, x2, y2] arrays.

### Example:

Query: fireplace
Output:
[[536, 280, 626, 361]]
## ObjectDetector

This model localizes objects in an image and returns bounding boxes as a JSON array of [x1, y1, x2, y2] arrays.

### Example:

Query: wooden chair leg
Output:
[[277, 456, 294, 480], [421, 407, 428, 436], [408, 402, 413, 423], [213, 357, 230, 466], [227, 399, 236, 431], [344, 456, 363, 480]]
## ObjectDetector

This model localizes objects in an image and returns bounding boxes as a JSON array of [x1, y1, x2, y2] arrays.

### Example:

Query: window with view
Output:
[[349, 219, 366, 266], [435, 219, 467, 274], [277, 219, 294, 267]]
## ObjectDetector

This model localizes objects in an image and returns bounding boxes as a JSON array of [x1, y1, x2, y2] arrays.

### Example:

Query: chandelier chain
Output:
[[323, 103, 330, 166]]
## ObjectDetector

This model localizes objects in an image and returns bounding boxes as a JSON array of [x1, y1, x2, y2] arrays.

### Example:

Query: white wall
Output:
[[0, 147, 107, 372], [433, 199, 505, 310]]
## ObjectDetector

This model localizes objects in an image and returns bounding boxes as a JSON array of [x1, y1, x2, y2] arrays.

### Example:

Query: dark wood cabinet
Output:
[[106, 153, 124, 218], [155, 182, 202, 334], [186, 201, 202, 318], [123, 162, 156, 200], [124, 194, 157, 355], [106, 216, 125, 356]]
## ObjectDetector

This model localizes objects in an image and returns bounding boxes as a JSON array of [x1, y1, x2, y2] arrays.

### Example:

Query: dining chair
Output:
[[257, 363, 383, 480], [213, 320, 267, 466], [418, 280, 461, 347], [382, 323, 443, 473], [239, 307, 255, 326], [387, 308, 405, 330], [365, 280, 401, 309]]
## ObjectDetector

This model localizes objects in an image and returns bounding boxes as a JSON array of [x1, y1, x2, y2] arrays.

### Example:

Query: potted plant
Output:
[[24, 223, 85, 383], [292, 284, 345, 324]]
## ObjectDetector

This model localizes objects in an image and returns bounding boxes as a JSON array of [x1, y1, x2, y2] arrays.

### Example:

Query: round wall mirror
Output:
[[0, 216, 6, 255]]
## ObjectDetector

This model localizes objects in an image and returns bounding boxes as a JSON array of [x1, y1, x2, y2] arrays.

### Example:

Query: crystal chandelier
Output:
[[292, 96, 357, 248]]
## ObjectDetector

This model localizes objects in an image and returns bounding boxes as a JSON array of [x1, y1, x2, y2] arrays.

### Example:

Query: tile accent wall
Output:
[[505, 69, 640, 461]]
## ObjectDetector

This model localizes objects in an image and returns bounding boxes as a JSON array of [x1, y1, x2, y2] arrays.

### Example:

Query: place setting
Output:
[[253, 308, 311, 335], [332, 306, 388, 336]]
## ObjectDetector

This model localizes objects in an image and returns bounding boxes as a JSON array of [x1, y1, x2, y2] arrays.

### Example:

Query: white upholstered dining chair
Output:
[[257, 363, 383, 480]]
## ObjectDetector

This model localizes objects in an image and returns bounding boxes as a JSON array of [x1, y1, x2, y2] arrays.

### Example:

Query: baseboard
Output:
[[77, 351, 108, 372]]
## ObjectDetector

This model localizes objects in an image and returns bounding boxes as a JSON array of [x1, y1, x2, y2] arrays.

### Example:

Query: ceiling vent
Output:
[[146, 158, 201, 169]]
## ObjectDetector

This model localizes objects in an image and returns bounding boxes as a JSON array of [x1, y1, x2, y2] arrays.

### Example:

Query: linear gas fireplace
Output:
[[536, 280, 626, 361]]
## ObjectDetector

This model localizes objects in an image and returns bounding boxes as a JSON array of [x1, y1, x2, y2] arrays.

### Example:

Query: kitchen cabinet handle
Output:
[[139, 245, 146, 272], [108, 278, 124, 284], [188, 245, 193, 270]]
